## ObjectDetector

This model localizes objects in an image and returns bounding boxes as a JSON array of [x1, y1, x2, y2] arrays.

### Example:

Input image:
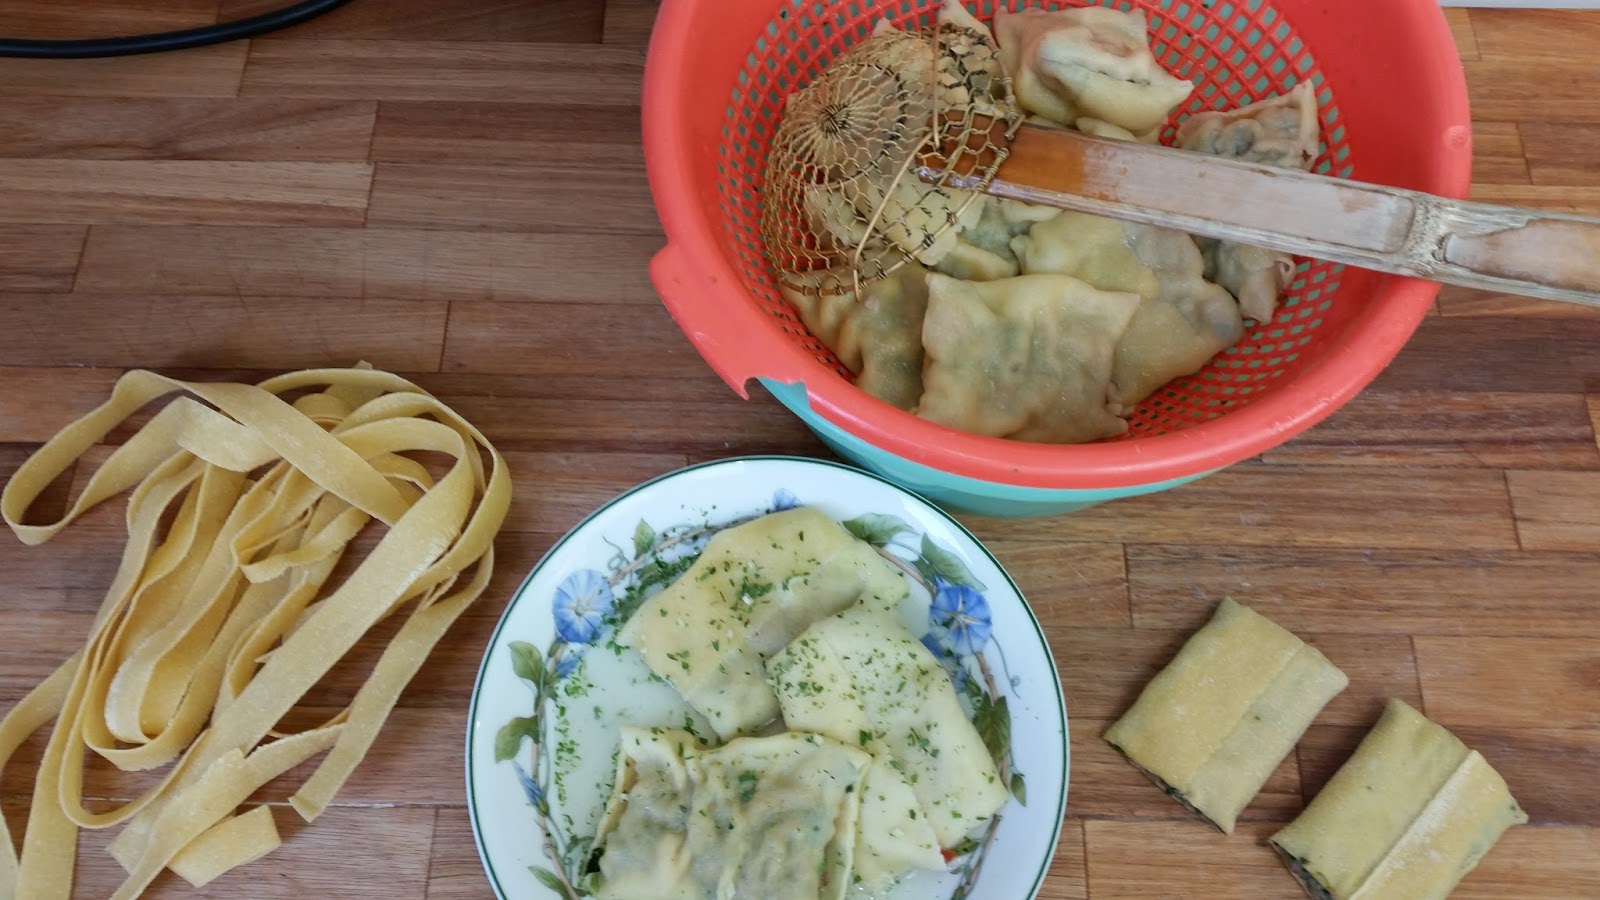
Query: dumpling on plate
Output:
[[916, 271, 1140, 444], [993, 5, 1194, 133], [592, 728, 871, 900], [1011, 212, 1244, 415], [1177, 82, 1322, 323], [617, 507, 909, 739]]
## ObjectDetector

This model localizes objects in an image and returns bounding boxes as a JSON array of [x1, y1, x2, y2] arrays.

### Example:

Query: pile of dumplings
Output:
[[776, 1, 1322, 445]]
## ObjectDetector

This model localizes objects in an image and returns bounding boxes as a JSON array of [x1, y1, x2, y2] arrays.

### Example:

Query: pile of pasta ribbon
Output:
[[0, 366, 511, 899]]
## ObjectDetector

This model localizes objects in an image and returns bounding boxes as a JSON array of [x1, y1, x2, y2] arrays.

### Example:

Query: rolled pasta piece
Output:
[[1270, 699, 1528, 900], [917, 271, 1140, 444], [618, 507, 910, 739], [1104, 597, 1348, 834], [593, 728, 871, 900], [769, 604, 1010, 859], [994, 5, 1194, 133]]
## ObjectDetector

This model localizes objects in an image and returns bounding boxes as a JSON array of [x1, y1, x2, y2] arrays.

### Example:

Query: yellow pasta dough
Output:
[[1104, 597, 1348, 834], [1271, 699, 1528, 900], [0, 366, 511, 899]]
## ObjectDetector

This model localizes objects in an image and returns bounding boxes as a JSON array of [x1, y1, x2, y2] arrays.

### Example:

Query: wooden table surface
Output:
[[1, 2, 1598, 898]]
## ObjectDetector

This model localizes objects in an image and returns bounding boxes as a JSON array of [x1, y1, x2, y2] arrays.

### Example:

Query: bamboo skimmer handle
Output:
[[928, 123, 1600, 307]]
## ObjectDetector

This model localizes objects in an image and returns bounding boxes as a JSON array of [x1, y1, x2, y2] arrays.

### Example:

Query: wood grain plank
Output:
[[435, 380, 821, 456], [602, 0, 659, 45], [367, 163, 658, 234], [1416, 636, 1600, 729], [0, 366, 123, 443], [0, 98, 376, 161], [1468, 182, 1600, 215], [242, 42, 644, 104], [0, 295, 447, 371], [222, 0, 604, 41], [441, 302, 706, 379], [1069, 717, 1304, 824], [961, 465, 1519, 551], [1127, 544, 1600, 639], [77, 227, 663, 304], [68, 806, 435, 899], [498, 450, 687, 535], [986, 541, 1129, 629], [1259, 389, 1598, 470], [1520, 122, 1600, 187], [0, 225, 86, 292], [1471, 8, 1600, 62], [1450, 826, 1600, 899], [0, 161, 372, 226], [1298, 723, 1600, 828], [425, 807, 490, 900], [0, 43, 247, 99], [1437, 286, 1600, 319], [1507, 469, 1600, 551], [1084, 821, 1295, 899], [1048, 626, 1421, 727], [0, 0, 217, 37], [0, 610, 94, 704], [1445, 7, 1480, 61], [371, 101, 642, 168], [1037, 821, 1088, 900], [1468, 121, 1530, 184], [1373, 314, 1600, 394], [1467, 56, 1600, 123]]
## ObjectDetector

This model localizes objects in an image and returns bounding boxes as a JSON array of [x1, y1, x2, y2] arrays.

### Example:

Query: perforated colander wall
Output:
[[717, 0, 1357, 438]]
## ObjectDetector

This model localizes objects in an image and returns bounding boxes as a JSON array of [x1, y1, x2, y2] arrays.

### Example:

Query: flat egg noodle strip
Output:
[[9, 453, 207, 900], [103, 466, 249, 744], [168, 806, 280, 888], [111, 725, 345, 900], [0, 368, 510, 898], [107, 415, 481, 867], [0, 653, 79, 889]]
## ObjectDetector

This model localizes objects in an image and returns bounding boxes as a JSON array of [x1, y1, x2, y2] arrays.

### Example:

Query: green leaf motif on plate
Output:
[[841, 512, 912, 547], [972, 691, 1011, 770], [1010, 772, 1028, 806], [531, 866, 573, 895], [916, 533, 988, 592], [510, 641, 544, 686], [495, 715, 540, 762], [631, 519, 655, 558]]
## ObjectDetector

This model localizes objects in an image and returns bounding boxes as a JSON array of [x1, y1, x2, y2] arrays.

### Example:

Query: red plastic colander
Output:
[[642, 0, 1471, 493]]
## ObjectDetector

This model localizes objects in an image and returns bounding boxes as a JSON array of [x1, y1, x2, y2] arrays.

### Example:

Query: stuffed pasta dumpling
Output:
[[917, 271, 1140, 443], [780, 259, 931, 411], [994, 5, 1194, 133], [1178, 82, 1322, 323], [1012, 212, 1244, 415]]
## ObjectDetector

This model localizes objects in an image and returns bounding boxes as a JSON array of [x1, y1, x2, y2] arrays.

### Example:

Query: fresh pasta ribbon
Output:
[[0, 366, 513, 900]]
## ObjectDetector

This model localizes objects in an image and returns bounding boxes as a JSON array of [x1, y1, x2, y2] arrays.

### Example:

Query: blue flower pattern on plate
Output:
[[552, 569, 614, 645], [512, 759, 543, 807], [927, 579, 993, 656], [771, 488, 800, 511]]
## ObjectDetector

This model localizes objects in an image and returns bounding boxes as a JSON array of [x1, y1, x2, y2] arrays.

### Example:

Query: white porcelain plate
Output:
[[466, 456, 1069, 899]]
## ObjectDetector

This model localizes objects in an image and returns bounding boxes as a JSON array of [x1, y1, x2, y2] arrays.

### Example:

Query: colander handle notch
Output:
[[929, 124, 1600, 308]]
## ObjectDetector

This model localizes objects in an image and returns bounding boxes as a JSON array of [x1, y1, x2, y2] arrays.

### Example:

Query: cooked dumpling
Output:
[[1012, 212, 1244, 415], [1178, 82, 1322, 323], [594, 728, 872, 900], [1075, 116, 1161, 144], [1270, 699, 1528, 900], [934, 195, 1044, 282], [780, 259, 932, 410], [917, 272, 1140, 444], [770, 604, 1010, 855], [994, 5, 1194, 133], [1176, 81, 1321, 171], [618, 507, 910, 739]]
